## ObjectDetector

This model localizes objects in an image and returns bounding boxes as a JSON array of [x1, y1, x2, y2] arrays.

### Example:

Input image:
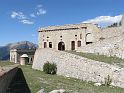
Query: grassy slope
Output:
[[21, 65, 124, 93], [66, 51, 124, 66], [1, 61, 124, 93], [0, 61, 14, 66]]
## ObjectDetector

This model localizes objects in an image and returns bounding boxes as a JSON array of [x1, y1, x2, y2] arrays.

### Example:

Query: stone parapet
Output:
[[0, 64, 19, 93]]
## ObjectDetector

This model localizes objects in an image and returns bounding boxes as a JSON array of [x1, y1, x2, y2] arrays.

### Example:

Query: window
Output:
[[44, 42, 47, 48], [80, 34, 82, 39], [30, 58, 33, 62], [77, 41, 81, 47], [49, 42, 52, 48]]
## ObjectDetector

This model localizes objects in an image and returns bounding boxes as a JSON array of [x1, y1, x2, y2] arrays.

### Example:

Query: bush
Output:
[[103, 75, 112, 86], [43, 62, 57, 75]]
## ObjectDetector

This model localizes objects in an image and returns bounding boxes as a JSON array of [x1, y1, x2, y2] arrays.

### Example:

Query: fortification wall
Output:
[[95, 27, 122, 41], [32, 49, 124, 88], [0, 64, 19, 93], [77, 26, 124, 58]]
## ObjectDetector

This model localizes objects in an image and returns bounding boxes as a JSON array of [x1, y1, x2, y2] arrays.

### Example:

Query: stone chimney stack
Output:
[[121, 14, 124, 26]]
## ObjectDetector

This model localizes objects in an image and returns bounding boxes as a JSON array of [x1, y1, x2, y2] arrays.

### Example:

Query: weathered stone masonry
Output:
[[33, 49, 124, 88], [0, 65, 19, 93], [38, 23, 99, 51]]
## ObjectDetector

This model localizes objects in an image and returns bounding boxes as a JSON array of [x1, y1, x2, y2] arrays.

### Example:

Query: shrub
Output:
[[43, 62, 57, 75], [103, 75, 112, 86]]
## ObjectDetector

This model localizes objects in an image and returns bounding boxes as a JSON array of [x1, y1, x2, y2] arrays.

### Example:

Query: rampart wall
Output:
[[32, 49, 124, 88], [0, 64, 19, 93]]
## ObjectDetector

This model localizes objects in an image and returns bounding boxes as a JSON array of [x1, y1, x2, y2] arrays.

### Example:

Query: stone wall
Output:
[[95, 27, 122, 40], [77, 26, 124, 58], [38, 23, 100, 50], [32, 48, 124, 88], [0, 64, 19, 93]]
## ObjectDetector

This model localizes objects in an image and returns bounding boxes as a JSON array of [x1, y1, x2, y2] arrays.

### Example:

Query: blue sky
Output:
[[0, 0, 124, 46]]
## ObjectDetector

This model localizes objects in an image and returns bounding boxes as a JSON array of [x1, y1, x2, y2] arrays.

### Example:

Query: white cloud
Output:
[[10, 5, 47, 25], [37, 8, 46, 16], [20, 19, 34, 24], [11, 11, 34, 25], [30, 13, 36, 18], [83, 15, 122, 27], [11, 12, 18, 18], [31, 34, 36, 37], [11, 11, 27, 19], [37, 4, 42, 8]]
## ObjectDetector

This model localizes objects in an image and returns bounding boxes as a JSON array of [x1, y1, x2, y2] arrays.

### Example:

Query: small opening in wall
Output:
[[75, 35, 77, 37], [77, 41, 81, 47], [30, 58, 33, 62], [60, 36, 62, 38], [44, 42, 47, 48], [86, 42, 92, 45], [80, 34, 82, 39], [47, 37, 49, 38], [49, 42, 52, 48]]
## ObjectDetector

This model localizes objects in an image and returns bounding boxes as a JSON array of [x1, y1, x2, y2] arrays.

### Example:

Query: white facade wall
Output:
[[38, 23, 100, 50]]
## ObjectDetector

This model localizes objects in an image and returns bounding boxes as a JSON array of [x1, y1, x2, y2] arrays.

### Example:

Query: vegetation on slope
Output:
[[1, 62, 124, 93], [0, 61, 14, 66], [21, 65, 124, 93], [66, 51, 124, 67]]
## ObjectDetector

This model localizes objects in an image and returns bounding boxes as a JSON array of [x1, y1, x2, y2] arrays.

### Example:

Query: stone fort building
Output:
[[10, 49, 36, 64], [38, 23, 100, 51]]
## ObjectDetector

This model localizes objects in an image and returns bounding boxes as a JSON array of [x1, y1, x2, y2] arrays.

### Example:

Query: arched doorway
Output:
[[58, 42, 65, 51]]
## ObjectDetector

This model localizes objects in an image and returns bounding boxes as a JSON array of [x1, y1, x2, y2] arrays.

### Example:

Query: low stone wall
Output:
[[32, 48, 124, 88], [0, 64, 19, 93]]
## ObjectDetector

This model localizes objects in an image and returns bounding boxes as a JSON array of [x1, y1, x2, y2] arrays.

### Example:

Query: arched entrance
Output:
[[58, 42, 65, 51]]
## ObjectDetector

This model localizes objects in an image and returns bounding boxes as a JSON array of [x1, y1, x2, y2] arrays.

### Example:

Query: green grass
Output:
[[0, 61, 15, 66], [66, 51, 124, 66], [0, 61, 124, 93], [20, 65, 124, 93]]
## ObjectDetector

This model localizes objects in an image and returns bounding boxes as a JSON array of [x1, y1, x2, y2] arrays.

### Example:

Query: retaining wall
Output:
[[0, 64, 19, 93], [32, 49, 124, 88]]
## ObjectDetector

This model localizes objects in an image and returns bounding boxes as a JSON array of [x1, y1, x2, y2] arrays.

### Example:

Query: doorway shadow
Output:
[[6, 68, 31, 93]]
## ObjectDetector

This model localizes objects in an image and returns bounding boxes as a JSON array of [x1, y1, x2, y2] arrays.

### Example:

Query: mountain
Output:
[[0, 41, 38, 60]]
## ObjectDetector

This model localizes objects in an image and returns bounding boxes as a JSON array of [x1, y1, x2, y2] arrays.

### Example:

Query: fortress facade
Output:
[[32, 14, 124, 88], [38, 23, 99, 51], [10, 49, 36, 64], [38, 14, 124, 56]]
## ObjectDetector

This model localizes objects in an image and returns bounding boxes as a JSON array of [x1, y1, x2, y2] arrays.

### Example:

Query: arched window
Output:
[[86, 33, 93, 45]]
